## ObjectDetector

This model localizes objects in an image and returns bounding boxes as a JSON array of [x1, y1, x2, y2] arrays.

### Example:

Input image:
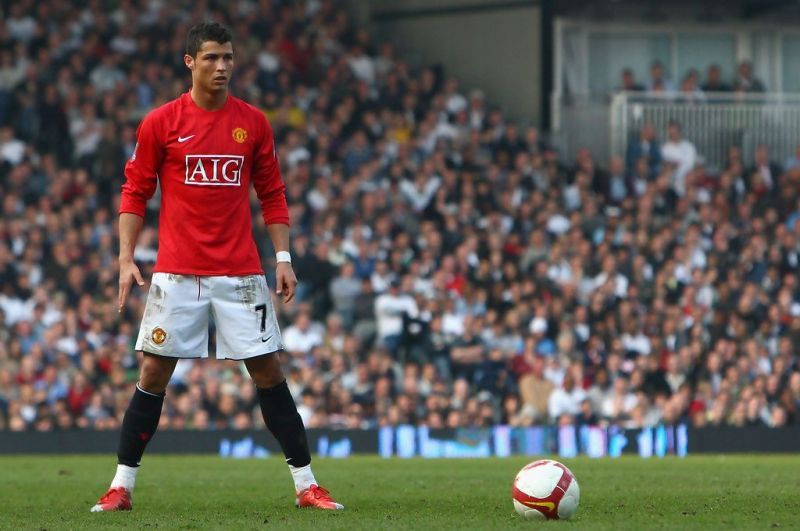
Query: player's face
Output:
[[185, 40, 234, 92]]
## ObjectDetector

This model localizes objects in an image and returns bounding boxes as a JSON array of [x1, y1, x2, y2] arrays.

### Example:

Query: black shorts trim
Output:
[[139, 350, 203, 359], [224, 349, 284, 361]]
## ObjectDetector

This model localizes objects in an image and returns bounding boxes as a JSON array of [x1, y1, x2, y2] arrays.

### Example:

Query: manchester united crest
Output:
[[151, 327, 167, 345], [232, 127, 247, 143]]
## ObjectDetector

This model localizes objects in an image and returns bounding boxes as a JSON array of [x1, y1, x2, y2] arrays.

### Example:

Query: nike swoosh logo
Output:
[[521, 500, 555, 511], [261, 335, 273, 343], [177, 135, 195, 143]]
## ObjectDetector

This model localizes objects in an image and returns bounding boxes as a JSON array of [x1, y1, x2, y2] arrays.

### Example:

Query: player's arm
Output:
[[118, 213, 145, 311], [266, 223, 296, 303], [118, 112, 164, 311], [252, 114, 295, 303]]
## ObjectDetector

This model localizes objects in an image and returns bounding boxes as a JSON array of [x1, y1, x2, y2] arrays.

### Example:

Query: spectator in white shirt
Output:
[[5, 4, 37, 44], [296, 390, 317, 426], [621, 320, 651, 356], [257, 38, 281, 75], [373, 42, 396, 79], [0, 126, 26, 165], [0, 50, 26, 92], [443, 76, 467, 115], [400, 172, 441, 212], [374, 280, 418, 352], [468, 90, 486, 130], [748, 144, 781, 190], [548, 372, 588, 422], [282, 311, 324, 355], [109, 25, 137, 55], [592, 255, 629, 299], [329, 262, 361, 327], [347, 44, 375, 85], [664, 354, 687, 394], [89, 54, 125, 94], [601, 376, 638, 421], [69, 102, 104, 160], [646, 60, 674, 93], [661, 120, 697, 196]]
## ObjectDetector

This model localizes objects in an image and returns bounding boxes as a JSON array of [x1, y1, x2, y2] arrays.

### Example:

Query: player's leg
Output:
[[91, 353, 177, 512], [212, 274, 342, 510], [92, 273, 210, 512], [115, 354, 177, 482], [244, 355, 313, 474], [244, 354, 342, 510], [244, 355, 313, 472]]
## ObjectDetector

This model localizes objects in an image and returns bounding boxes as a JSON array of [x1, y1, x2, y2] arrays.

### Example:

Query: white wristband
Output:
[[276, 251, 292, 263]]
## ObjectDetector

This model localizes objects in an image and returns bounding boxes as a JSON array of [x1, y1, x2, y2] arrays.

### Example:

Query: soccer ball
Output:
[[512, 459, 580, 520]]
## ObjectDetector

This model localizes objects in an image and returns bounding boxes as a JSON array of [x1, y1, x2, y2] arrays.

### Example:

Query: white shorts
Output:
[[134, 273, 283, 360]]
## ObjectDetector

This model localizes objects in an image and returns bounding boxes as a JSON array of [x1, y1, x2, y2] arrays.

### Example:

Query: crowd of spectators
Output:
[[1, 0, 799, 435], [618, 60, 767, 100]]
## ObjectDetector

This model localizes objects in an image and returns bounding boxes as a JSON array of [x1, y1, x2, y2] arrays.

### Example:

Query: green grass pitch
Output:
[[0, 454, 798, 529]]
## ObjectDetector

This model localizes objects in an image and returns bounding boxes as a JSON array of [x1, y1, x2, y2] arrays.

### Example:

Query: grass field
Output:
[[1, 455, 798, 530]]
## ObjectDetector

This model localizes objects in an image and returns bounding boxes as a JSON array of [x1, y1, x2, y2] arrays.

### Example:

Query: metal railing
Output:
[[610, 92, 800, 170], [552, 92, 800, 169]]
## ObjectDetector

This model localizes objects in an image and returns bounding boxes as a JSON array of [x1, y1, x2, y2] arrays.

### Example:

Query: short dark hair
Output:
[[186, 22, 232, 57]]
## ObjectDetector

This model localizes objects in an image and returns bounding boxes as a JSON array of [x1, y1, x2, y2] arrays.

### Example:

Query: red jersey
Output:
[[119, 92, 289, 275]]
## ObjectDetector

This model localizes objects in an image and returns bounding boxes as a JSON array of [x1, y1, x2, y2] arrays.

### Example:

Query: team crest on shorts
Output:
[[151, 327, 167, 345], [232, 127, 247, 143]]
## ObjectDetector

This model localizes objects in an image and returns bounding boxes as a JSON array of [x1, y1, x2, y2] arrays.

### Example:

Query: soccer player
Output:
[[91, 22, 343, 512]]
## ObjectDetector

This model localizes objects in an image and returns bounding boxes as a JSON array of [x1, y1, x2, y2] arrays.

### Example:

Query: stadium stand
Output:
[[0, 0, 799, 433]]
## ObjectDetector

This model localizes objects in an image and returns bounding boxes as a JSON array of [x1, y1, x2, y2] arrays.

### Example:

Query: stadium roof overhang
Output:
[[553, 0, 800, 22]]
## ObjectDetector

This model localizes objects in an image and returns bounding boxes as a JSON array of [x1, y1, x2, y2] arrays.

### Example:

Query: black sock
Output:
[[117, 384, 165, 467], [257, 380, 311, 468]]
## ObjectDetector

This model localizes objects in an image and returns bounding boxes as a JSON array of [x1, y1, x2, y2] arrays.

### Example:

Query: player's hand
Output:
[[275, 262, 297, 303], [118, 257, 145, 312]]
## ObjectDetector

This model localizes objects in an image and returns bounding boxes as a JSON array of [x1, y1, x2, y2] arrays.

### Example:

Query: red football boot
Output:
[[90, 487, 132, 512], [296, 485, 344, 510]]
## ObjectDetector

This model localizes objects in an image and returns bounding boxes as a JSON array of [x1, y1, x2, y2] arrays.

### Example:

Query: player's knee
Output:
[[138, 372, 169, 394], [139, 354, 174, 393], [245, 353, 284, 388], [256, 373, 284, 389], [252, 366, 284, 389]]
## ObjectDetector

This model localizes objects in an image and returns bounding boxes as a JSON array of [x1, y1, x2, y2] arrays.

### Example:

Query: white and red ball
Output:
[[512, 459, 580, 520]]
